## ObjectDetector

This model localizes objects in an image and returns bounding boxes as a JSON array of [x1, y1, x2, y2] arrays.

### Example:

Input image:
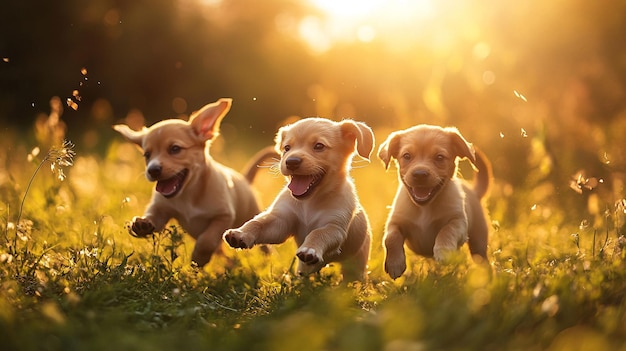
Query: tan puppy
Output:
[[378, 125, 491, 279], [113, 98, 277, 267], [223, 118, 374, 281]]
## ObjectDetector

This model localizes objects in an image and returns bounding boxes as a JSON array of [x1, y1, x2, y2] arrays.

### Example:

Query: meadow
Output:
[[1, 123, 625, 351]]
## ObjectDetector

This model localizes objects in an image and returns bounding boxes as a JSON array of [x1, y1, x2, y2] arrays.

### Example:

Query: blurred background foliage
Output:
[[1, 0, 625, 225]]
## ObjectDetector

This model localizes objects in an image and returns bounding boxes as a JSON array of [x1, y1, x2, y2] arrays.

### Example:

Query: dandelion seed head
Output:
[[579, 219, 589, 230]]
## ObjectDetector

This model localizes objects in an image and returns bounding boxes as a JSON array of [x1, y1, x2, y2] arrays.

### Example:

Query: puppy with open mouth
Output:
[[113, 98, 277, 267], [223, 118, 374, 281], [378, 124, 492, 279]]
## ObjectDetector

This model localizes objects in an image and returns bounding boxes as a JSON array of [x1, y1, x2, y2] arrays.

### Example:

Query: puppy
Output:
[[113, 98, 277, 267], [378, 125, 491, 279], [223, 118, 374, 281]]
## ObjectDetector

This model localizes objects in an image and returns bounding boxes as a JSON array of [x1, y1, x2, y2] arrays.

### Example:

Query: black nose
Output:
[[411, 169, 429, 181], [285, 156, 302, 170], [148, 165, 162, 179]]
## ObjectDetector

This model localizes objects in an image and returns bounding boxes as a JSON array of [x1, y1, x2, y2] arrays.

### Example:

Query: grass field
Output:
[[1, 134, 626, 351]]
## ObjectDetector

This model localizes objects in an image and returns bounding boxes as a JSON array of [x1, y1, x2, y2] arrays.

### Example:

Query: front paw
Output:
[[384, 257, 407, 280], [129, 217, 155, 238], [296, 246, 323, 265], [223, 229, 255, 249]]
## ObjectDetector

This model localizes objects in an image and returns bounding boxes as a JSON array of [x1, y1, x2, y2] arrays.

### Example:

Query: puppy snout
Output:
[[147, 164, 162, 179], [411, 169, 430, 182], [285, 156, 302, 170]]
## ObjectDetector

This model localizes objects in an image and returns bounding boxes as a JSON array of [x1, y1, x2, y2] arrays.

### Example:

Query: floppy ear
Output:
[[446, 127, 476, 166], [340, 120, 375, 160], [189, 98, 232, 141], [377, 132, 401, 169], [113, 124, 146, 147]]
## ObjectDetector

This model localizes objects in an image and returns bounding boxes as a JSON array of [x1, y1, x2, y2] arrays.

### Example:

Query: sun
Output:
[[302, 0, 437, 53]]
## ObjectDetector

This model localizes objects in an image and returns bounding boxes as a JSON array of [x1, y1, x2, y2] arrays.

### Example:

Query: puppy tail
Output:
[[472, 147, 492, 199], [242, 146, 280, 183]]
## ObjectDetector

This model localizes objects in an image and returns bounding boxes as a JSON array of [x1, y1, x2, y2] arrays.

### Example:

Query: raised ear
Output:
[[189, 98, 232, 141], [274, 126, 288, 154], [447, 127, 476, 166], [377, 132, 401, 169], [113, 124, 146, 147], [340, 120, 375, 160]]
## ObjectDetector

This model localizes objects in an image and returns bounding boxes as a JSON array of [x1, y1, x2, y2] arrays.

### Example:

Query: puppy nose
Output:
[[147, 165, 162, 179], [285, 156, 302, 170], [412, 169, 429, 181]]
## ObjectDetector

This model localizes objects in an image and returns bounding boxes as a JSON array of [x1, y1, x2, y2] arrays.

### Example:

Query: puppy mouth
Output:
[[403, 180, 444, 205], [288, 173, 324, 198], [155, 169, 188, 198]]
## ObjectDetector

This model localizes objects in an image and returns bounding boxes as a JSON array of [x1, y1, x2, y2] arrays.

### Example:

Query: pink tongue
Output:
[[288, 175, 314, 196], [156, 178, 178, 196]]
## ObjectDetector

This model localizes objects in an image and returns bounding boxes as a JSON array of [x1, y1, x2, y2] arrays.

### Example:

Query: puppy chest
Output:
[[401, 218, 448, 253]]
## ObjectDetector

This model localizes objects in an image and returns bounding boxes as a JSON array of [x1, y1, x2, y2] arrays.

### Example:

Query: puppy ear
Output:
[[189, 98, 232, 141], [447, 127, 476, 165], [113, 124, 146, 146], [274, 127, 287, 154], [340, 120, 375, 160], [377, 132, 401, 169]]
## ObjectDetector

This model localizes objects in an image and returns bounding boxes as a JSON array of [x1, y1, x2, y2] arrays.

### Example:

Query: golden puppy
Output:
[[378, 125, 491, 279], [223, 118, 374, 281], [113, 98, 277, 267]]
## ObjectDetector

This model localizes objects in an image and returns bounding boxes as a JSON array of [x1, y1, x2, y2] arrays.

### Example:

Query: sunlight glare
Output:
[[304, 0, 436, 52], [310, 0, 385, 20]]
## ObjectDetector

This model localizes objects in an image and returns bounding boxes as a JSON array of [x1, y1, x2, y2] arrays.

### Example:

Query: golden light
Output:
[[309, 0, 386, 20], [303, 0, 437, 52]]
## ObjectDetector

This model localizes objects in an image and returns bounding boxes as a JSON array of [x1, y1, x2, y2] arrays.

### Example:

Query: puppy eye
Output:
[[169, 145, 182, 155], [402, 153, 411, 160], [283, 145, 291, 153], [143, 151, 151, 160], [313, 143, 325, 151], [435, 154, 446, 162]]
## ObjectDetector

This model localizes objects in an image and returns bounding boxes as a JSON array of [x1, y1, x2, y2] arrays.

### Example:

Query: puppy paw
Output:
[[223, 229, 254, 249], [433, 246, 456, 262], [384, 259, 407, 280], [129, 217, 155, 238], [296, 246, 323, 265]]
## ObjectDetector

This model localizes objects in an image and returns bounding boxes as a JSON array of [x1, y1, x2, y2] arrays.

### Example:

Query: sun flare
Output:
[[303, 0, 437, 52]]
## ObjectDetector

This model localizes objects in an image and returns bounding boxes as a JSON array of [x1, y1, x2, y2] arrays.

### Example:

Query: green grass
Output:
[[2, 137, 626, 351]]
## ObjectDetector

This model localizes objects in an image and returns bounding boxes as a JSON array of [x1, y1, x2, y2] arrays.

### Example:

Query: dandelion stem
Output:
[[15, 140, 74, 233], [16, 154, 49, 230]]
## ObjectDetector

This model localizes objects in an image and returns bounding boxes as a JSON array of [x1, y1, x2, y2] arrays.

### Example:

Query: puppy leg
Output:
[[296, 224, 345, 266], [384, 225, 407, 279], [223, 212, 292, 249], [340, 233, 370, 282], [468, 220, 489, 262], [192, 215, 235, 267], [433, 218, 468, 261]]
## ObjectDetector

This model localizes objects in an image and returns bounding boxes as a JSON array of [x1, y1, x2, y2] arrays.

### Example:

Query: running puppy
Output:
[[378, 125, 491, 279], [113, 98, 277, 267], [223, 118, 374, 281]]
